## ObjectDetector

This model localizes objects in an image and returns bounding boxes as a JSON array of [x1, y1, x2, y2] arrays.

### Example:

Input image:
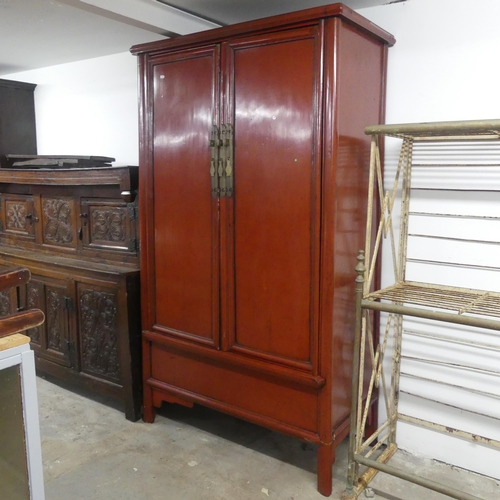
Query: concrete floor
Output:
[[37, 377, 499, 500]]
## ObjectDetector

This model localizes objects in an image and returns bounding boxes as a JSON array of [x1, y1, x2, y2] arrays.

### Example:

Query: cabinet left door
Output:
[[21, 275, 73, 368], [0, 194, 37, 241], [147, 46, 221, 348]]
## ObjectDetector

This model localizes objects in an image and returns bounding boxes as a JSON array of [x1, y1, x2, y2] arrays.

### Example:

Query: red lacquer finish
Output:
[[223, 26, 322, 368], [132, 3, 394, 496], [151, 47, 220, 347]]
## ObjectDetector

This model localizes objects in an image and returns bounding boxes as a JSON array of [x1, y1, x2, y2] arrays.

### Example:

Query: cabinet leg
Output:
[[124, 398, 142, 422], [317, 442, 335, 497], [142, 386, 156, 423], [143, 404, 156, 423]]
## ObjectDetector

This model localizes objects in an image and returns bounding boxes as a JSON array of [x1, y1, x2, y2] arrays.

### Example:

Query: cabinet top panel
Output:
[[130, 2, 395, 56], [0, 165, 138, 191], [0, 79, 37, 91]]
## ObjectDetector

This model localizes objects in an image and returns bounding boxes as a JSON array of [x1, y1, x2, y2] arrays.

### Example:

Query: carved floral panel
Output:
[[79, 288, 120, 382], [6, 202, 27, 231], [43, 198, 74, 244], [0, 290, 10, 317], [47, 288, 62, 351], [27, 282, 42, 344], [91, 208, 126, 243]]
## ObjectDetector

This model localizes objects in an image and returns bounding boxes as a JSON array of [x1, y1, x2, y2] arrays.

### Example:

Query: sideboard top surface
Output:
[[0, 165, 138, 190]]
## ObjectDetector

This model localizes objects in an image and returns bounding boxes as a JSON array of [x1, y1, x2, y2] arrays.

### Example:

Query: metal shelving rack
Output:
[[342, 119, 500, 500]]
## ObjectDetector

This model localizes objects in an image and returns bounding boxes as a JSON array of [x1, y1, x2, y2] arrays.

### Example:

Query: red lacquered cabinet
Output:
[[131, 4, 394, 495]]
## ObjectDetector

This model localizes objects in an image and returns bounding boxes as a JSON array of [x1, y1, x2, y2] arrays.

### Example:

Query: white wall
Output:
[[360, 0, 500, 480], [362, 0, 500, 123], [4, 51, 140, 165]]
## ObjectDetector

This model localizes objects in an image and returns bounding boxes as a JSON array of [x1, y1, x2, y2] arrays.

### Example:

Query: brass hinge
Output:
[[209, 125, 221, 198], [219, 123, 234, 198], [63, 296, 74, 312], [209, 123, 234, 199]]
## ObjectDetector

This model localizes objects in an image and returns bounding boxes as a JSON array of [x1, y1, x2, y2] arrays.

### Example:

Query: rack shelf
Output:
[[342, 119, 500, 500]]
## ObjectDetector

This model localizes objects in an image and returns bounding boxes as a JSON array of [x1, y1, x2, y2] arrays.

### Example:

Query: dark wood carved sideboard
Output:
[[0, 166, 141, 421]]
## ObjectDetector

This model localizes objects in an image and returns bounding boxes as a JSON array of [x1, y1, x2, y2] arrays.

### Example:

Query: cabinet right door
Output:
[[76, 281, 121, 384], [222, 26, 323, 373], [80, 198, 134, 253]]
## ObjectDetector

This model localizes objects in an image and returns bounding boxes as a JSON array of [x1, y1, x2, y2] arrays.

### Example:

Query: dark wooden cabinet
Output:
[[0, 166, 142, 421], [0, 79, 37, 167], [132, 3, 394, 495]]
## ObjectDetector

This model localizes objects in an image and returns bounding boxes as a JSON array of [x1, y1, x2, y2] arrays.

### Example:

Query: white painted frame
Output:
[[0, 343, 45, 500]]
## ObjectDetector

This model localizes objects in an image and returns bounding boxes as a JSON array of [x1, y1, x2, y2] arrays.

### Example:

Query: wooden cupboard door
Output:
[[151, 47, 221, 347], [80, 198, 135, 254], [38, 195, 78, 250], [76, 282, 121, 384], [222, 27, 323, 371], [23, 276, 72, 367], [0, 194, 36, 239]]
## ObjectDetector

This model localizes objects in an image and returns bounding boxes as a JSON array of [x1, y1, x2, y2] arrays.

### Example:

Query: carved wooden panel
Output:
[[40, 196, 77, 249], [6, 202, 27, 230], [93, 208, 126, 241], [0, 290, 11, 317], [24, 276, 71, 367], [26, 280, 43, 345], [81, 198, 135, 253], [78, 286, 120, 383], [0, 194, 35, 238], [46, 286, 63, 351], [0, 266, 20, 319]]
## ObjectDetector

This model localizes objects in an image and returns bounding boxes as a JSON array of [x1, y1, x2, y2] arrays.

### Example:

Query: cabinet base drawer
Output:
[[148, 342, 319, 436]]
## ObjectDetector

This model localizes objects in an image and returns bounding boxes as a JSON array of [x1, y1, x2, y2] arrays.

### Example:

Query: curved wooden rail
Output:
[[0, 267, 45, 339], [0, 266, 31, 289], [0, 309, 45, 339]]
